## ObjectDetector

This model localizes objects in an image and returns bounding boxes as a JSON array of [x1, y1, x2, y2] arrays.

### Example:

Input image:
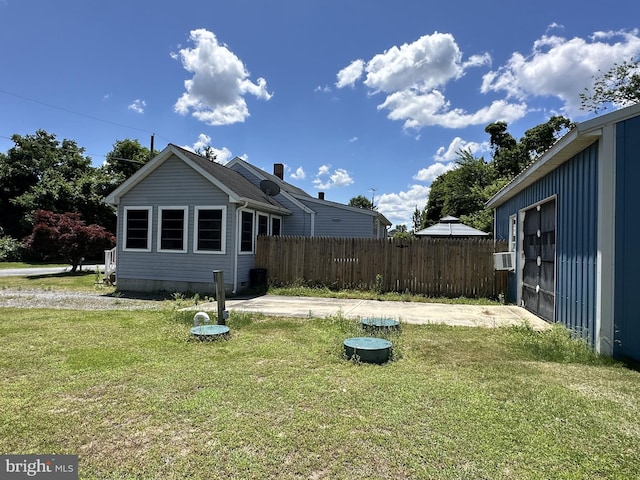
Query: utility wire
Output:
[[0, 88, 172, 143]]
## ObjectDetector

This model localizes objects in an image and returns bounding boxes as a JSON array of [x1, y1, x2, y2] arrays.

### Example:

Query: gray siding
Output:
[[298, 199, 377, 237], [228, 162, 312, 235], [117, 155, 236, 292], [495, 142, 599, 344], [614, 115, 640, 360]]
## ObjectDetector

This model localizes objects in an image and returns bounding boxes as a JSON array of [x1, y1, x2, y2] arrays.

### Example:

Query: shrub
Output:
[[0, 236, 26, 262]]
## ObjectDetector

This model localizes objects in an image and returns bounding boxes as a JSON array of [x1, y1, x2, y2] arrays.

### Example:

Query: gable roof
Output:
[[487, 102, 640, 209], [292, 193, 392, 226], [104, 144, 290, 215], [227, 157, 311, 198]]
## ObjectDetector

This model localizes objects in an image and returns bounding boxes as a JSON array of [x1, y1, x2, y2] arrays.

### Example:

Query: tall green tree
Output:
[[103, 138, 155, 182], [580, 59, 640, 113], [424, 150, 495, 225], [348, 195, 375, 210], [0, 130, 121, 239]]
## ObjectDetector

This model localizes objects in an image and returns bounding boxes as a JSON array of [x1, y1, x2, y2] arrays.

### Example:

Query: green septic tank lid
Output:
[[190, 324, 230, 340], [343, 337, 392, 364], [361, 318, 400, 328]]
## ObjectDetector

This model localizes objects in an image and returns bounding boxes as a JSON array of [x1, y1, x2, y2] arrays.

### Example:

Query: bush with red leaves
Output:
[[24, 210, 116, 272]]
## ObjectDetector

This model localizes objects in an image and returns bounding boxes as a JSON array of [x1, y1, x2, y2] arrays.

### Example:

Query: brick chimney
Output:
[[273, 163, 284, 180], [318, 192, 325, 200]]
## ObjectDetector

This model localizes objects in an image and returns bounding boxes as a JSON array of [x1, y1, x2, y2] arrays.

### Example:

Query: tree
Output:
[[103, 138, 155, 181], [23, 210, 115, 272], [389, 224, 412, 240], [580, 59, 640, 113], [348, 195, 375, 210], [0, 131, 96, 238], [424, 150, 495, 224]]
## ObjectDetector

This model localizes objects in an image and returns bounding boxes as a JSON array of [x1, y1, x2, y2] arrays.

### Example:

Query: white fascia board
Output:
[[235, 197, 291, 215]]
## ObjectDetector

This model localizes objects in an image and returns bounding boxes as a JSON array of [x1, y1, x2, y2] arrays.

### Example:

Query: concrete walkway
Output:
[[192, 295, 549, 330]]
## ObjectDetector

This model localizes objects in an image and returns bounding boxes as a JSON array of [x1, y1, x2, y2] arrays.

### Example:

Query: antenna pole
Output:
[[150, 134, 155, 160]]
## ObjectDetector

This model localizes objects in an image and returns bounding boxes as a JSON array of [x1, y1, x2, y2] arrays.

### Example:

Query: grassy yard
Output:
[[0, 270, 116, 294], [1, 305, 639, 479]]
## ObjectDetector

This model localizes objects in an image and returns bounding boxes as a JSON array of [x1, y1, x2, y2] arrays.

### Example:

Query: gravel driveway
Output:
[[0, 288, 167, 311]]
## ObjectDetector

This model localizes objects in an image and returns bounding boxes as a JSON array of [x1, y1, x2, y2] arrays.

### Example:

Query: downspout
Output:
[[310, 211, 315, 237], [233, 201, 249, 294]]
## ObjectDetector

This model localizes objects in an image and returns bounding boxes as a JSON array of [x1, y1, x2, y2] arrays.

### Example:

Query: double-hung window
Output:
[[124, 207, 152, 251], [194, 207, 226, 254], [240, 210, 255, 253], [257, 213, 269, 236], [158, 207, 188, 253], [271, 216, 282, 236]]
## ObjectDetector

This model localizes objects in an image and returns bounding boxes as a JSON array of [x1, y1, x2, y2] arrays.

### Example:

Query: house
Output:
[[104, 144, 391, 294], [486, 102, 640, 362], [414, 215, 489, 238]]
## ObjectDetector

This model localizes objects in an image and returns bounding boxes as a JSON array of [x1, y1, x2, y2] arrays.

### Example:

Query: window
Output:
[[257, 214, 269, 236], [271, 216, 282, 236], [124, 207, 152, 251], [195, 207, 226, 253], [158, 207, 188, 253], [509, 214, 517, 252], [240, 210, 254, 253]]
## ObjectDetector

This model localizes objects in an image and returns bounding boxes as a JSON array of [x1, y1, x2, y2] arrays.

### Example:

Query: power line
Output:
[[0, 88, 171, 143]]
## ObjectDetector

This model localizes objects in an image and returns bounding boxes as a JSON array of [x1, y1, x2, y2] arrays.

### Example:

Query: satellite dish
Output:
[[260, 179, 281, 196]]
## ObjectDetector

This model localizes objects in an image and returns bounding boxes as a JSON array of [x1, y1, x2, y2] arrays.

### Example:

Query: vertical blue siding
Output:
[[495, 142, 598, 345], [614, 116, 640, 360]]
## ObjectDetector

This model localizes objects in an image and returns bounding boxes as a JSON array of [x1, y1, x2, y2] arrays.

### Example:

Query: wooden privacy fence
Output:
[[256, 236, 508, 298]]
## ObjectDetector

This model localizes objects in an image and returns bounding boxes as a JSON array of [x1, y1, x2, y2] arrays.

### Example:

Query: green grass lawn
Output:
[[0, 261, 70, 269], [1, 306, 638, 479], [0, 270, 116, 294]]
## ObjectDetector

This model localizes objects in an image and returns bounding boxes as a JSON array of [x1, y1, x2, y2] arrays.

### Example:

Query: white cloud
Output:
[[313, 165, 354, 189], [481, 29, 640, 115], [314, 85, 332, 93], [336, 59, 365, 88], [349, 136, 358, 143], [433, 137, 490, 162], [376, 184, 431, 227], [336, 32, 526, 130], [290, 166, 306, 180], [128, 99, 146, 114], [174, 29, 272, 125], [413, 162, 455, 183], [180, 134, 233, 164], [380, 90, 527, 129]]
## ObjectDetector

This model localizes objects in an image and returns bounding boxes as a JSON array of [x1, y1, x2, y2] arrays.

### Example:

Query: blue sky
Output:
[[1, 1, 640, 227]]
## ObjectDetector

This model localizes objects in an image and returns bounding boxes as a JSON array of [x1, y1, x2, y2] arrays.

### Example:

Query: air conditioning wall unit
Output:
[[493, 251, 515, 271]]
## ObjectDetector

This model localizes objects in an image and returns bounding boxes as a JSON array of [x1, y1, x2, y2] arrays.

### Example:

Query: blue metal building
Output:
[[487, 103, 640, 362]]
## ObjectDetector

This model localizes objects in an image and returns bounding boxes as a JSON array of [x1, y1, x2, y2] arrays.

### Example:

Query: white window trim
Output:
[[157, 206, 189, 253], [239, 209, 255, 255], [194, 206, 227, 254], [508, 214, 517, 252], [123, 206, 152, 252]]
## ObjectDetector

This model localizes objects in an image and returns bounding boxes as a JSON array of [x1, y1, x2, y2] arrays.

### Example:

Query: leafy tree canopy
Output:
[[580, 59, 640, 113], [348, 195, 375, 210], [103, 138, 155, 181], [424, 116, 573, 235]]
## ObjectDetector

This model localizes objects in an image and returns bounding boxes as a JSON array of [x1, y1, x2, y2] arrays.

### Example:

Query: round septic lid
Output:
[[361, 318, 399, 328], [343, 337, 392, 350], [190, 325, 230, 337], [343, 337, 392, 364]]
